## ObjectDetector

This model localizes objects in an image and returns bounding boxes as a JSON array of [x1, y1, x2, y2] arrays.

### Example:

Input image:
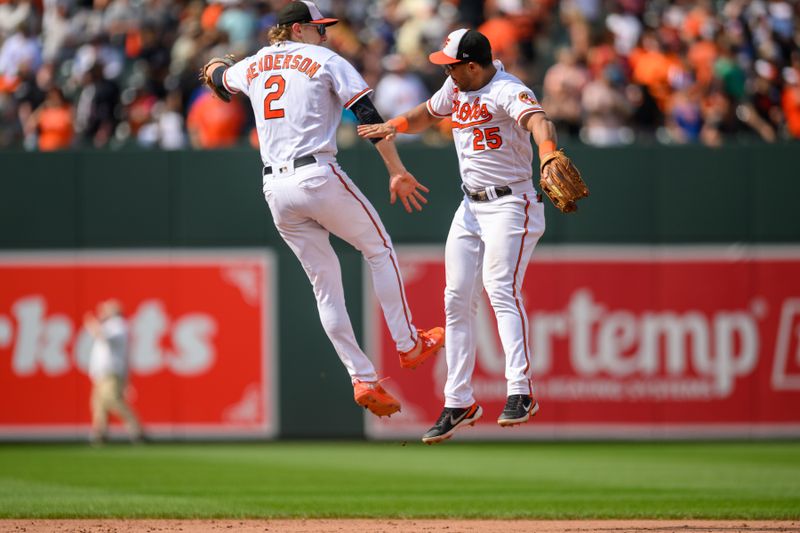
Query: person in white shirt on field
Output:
[[84, 299, 143, 445]]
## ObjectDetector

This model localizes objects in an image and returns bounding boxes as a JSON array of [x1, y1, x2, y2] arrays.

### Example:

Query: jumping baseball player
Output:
[[200, 1, 444, 418], [359, 29, 584, 442]]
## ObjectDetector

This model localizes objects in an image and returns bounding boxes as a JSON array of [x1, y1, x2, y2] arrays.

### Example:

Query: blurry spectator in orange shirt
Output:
[[687, 37, 718, 88], [681, 2, 715, 43], [478, 0, 548, 73], [628, 30, 681, 110], [479, 13, 521, 65], [186, 89, 245, 148], [26, 87, 74, 151], [782, 63, 800, 139], [201, 1, 225, 32]]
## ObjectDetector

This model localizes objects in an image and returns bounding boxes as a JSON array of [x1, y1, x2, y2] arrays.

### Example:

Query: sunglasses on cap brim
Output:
[[302, 23, 326, 36]]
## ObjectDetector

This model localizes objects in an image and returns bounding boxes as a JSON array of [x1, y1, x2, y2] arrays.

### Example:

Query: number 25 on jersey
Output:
[[473, 127, 502, 150]]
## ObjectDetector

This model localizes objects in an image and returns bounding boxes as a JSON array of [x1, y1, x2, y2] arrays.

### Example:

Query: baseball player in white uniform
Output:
[[360, 29, 561, 442], [201, 1, 444, 418]]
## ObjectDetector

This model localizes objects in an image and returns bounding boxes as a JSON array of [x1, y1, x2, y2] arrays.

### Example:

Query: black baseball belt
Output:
[[263, 155, 317, 176], [461, 184, 513, 202]]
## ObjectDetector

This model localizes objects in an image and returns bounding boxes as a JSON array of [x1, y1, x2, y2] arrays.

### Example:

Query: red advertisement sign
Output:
[[0, 251, 277, 439], [365, 246, 800, 439]]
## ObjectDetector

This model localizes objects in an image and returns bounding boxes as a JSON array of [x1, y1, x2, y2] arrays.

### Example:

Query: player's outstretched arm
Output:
[[350, 96, 430, 213], [357, 102, 440, 141]]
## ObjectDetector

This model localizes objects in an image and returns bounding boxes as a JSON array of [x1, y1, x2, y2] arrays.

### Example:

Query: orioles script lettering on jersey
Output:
[[245, 54, 322, 86], [452, 96, 492, 129]]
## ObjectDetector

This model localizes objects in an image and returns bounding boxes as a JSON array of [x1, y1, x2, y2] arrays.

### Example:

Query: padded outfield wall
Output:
[[1, 143, 799, 439]]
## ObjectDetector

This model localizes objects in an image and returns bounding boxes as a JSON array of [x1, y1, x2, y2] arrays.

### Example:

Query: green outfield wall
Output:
[[2, 143, 799, 248], [1, 143, 799, 439]]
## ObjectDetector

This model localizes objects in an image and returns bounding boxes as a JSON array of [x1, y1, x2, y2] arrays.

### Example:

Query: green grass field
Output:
[[1, 441, 798, 519]]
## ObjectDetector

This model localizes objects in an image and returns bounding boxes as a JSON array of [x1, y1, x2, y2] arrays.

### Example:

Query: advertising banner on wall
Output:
[[365, 246, 800, 440], [0, 250, 277, 439]]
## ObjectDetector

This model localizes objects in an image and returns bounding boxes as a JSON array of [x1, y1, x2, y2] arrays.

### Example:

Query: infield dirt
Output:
[[1, 520, 798, 532]]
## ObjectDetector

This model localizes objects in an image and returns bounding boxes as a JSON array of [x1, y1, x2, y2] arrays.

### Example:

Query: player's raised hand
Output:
[[358, 123, 397, 142], [389, 171, 430, 213]]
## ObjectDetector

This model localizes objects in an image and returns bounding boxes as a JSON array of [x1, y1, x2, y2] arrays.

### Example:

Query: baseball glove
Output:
[[539, 149, 589, 213], [199, 55, 237, 102]]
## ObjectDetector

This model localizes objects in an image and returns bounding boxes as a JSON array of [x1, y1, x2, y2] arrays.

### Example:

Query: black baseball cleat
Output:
[[421, 404, 482, 444], [497, 394, 539, 427]]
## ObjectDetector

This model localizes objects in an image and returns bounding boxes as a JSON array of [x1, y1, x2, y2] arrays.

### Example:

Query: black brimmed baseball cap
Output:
[[429, 29, 492, 65], [278, 1, 338, 27]]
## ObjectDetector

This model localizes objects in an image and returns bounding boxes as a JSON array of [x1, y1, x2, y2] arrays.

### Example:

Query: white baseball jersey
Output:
[[222, 38, 422, 386], [223, 40, 372, 167], [427, 65, 544, 190], [429, 63, 547, 410], [88, 316, 129, 381]]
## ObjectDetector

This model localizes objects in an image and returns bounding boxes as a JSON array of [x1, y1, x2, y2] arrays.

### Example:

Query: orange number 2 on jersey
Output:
[[263, 75, 286, 120], [472, 127, 503, 150]]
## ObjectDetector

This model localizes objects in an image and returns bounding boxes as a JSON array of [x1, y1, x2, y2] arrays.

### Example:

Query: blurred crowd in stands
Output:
[[0, 0, 798, 151]]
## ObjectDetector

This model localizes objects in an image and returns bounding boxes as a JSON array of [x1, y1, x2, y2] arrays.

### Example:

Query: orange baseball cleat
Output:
[[353, 379, 401, 417], [398, 327, 445, 369]]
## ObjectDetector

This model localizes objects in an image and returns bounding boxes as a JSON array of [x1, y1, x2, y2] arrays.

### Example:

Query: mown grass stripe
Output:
[[0, 442, 797, 519]]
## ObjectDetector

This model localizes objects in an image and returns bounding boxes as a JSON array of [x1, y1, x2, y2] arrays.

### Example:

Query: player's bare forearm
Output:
[[373, 136, 408, 176], [357, 102, 441, 140], [403, 102, 441, 134], [524, 112, 558, 154]]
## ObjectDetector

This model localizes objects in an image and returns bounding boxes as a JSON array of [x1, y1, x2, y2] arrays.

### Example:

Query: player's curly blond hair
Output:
[[268, 26, 292, 45]]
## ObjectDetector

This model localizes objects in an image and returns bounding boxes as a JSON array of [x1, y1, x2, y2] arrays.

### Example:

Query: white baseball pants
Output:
[[443, 182, 545, 408], [262, 157, 418, 383]]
